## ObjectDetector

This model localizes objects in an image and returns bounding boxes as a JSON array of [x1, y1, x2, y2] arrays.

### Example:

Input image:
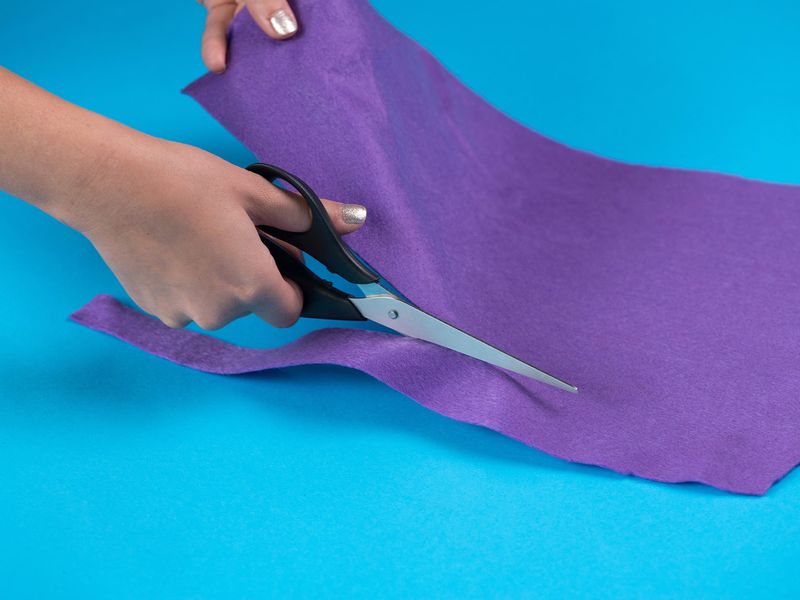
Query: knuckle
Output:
[[205, 0, 237, 13], [193, 317, 224, 331], [161, 314, 189, 329], [192, 296, 243, 331], [236, 283, 269, 306], [128, 291, 154, 314], [193, 311, 229, 331]]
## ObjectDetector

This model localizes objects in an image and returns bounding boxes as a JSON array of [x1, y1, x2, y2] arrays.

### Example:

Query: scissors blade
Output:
[[349, 295, 578, 393]]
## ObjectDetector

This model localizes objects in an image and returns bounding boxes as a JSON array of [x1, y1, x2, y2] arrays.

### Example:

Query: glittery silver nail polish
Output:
[[342, 204, 367, 225], [269, 9, 298, 36]]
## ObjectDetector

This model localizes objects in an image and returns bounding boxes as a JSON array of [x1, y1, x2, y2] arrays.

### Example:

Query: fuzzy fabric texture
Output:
[[73, 0, 800, 494]]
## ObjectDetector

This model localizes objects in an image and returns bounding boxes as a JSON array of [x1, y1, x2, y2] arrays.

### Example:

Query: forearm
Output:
[[0, 67, 154, 231], [0, 66, 366, 331]]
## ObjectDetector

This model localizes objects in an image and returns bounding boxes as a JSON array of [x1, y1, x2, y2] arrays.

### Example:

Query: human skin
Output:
[[0, 63, 366, 330], [200, 0, 300, 73]]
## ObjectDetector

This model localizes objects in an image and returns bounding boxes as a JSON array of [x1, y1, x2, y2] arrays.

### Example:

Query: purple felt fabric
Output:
[[71, 0, 800, 495]]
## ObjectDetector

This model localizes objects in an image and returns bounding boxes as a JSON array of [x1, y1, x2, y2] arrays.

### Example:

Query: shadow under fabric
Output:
[[71, 0, 800, 495]]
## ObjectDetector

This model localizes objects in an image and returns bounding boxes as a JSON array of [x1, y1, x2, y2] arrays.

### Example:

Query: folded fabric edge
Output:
[[69, 295, 782, 496]]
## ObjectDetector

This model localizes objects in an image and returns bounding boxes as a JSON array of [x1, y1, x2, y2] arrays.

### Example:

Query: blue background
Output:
[[1, 1, 799, 597]]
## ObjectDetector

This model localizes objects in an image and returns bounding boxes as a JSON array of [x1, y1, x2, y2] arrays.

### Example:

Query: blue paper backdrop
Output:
[[1, 1, 798, 597]]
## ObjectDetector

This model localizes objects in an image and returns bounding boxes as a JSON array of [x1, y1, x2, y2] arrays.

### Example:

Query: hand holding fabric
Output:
[[200, 0, 299, 73]]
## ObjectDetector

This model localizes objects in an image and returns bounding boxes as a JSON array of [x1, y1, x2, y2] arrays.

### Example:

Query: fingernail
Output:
[[341, 204, 367, 225], [269, 9, 298, 36]]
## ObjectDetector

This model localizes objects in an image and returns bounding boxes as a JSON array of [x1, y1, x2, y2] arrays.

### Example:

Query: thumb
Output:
[[243, 170, 367, 234], [245, 0, 299, 39]]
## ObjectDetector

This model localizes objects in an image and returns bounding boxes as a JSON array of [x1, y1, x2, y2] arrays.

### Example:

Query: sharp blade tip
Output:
[[548, 378, 578, 394]]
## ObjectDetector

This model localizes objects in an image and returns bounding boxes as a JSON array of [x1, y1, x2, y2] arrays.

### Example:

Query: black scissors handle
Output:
[[247, 163, 377, 321]]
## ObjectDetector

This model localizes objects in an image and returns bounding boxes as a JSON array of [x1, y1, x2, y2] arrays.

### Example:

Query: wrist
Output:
[[50, 124, 161, 235]]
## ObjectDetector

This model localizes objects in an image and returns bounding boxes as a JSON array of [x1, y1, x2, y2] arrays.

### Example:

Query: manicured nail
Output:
[[269, 9, 298, 36], [341, 204, 367, 225]]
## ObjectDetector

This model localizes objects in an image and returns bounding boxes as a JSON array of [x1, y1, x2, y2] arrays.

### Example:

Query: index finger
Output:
[[201, 0, 239, 73]]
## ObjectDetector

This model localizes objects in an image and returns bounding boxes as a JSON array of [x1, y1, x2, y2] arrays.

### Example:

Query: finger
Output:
[[321, 198, 367, 235], [245, 0, 299, 39], [247, 259, 305, 328], [243, 170, 367, 234], [191, 303, 250, 331], [244, 170, 312, 230], [161, 313, 192, 329], [201, 0, 238, 73], [124, 290, 192, 329]]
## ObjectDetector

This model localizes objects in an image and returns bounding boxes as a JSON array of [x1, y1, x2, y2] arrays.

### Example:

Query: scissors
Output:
[[248, 163, 578, 393]]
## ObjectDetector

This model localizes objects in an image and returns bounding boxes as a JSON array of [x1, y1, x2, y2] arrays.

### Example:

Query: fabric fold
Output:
[[72, 0, 800, 495]]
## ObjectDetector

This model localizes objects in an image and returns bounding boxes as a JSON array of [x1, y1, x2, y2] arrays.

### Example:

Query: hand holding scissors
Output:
[[249, 163, 578, 393]]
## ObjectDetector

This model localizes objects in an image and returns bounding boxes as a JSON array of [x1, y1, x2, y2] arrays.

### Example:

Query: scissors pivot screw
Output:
[[387, 309, 399, 320]]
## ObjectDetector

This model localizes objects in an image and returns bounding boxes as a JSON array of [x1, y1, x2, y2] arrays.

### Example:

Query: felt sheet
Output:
[[72, 0, 800, 495]]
